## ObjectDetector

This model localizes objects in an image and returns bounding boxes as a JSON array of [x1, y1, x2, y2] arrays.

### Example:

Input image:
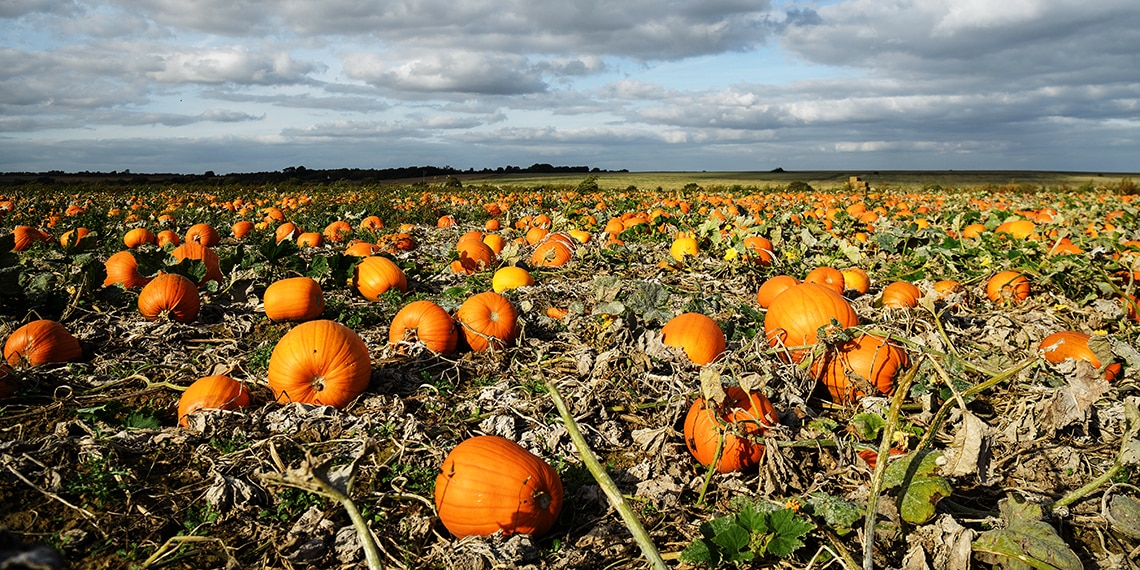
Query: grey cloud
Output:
[[0, 0, 81, 18], [149, 46, 324, 85], [343, 51, 547, 95]]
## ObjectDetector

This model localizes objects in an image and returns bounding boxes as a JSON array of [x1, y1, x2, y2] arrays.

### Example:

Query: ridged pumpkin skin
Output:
[[492, 266, 534, 293], [841, 268, 871, 295], [453, 239, 495, 274], [103, 250, 152, 289], [742, 236, 774, 265], [389, 300, 459, 354], [264, 277, 325, 322], [531, 240, 573, 267], [4, 319, 83, 367], [683, 386, 779, 473], [123, 227, 156, 248], [804, 266, 845, 295], [12, 226, 51, 252], [177, 375, 251, 427], [1040, 331, 1122, 382], [267, 320, 372, 408], [455, 292, 519, 352], [986, 271, 1029, 302], [185, 223, 220, 247], [881, 281, 921, 308], [814, 334, 908, 404], [138, 273, 201, 323], [756, 275, 799, 309], [435, 435, 563, 538], [231, 221, 254, 239], [661, 313, 726, 365], [354, 256, 408, 301], [764, 283, 859, 362], [170, 243, 224, 288]]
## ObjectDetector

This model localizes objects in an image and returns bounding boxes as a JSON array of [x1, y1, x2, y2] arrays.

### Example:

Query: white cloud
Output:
[[343, 51, 547, 95], [150, 47, 323, 85]]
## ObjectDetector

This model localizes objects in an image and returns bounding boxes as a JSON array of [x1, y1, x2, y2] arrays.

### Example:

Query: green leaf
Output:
[[679, 538, 713, 565], [883, 451, 952, 524], [805, 492, 863, 535], [710, 524, 751, 561], [766, 509, 813, 557], [973, 495, 1083, 570], [849, 412, 886, 441], [735, 504, 768, 534]]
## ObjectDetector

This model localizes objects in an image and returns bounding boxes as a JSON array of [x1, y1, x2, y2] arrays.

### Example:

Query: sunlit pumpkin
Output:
[[661, 313, 726, 366], [138, 273, 201, 323], [880, 281, 921, 308], [492, 266, 535, 293], [353, 256, 407, 301], [388, 300, 458, 354], [231, 220, 254, 240], [177, 375, 251, 427], [455, 292, 519, 352], [683, 386, 779, 473], [813, 334, 908, 404], [185, 223, 220, 247], [263, 277, 325, 322], [756, 275, 799, 309], [123, 227, 156, 248], [103, 250, 152, 289], [669, 236, 699, 262], [764, 283, 859, 363], [741, 236, 774, 265], [11, 226, 51, 252], [840, 267, 870, 296], [435, 435, 563, 538], [59, 227, 92, 249], [3, 319, 83, 367], [1040, 331, 1121, 382], [267, 320, 372, 408], [171, 243, 224, 288], [986, 271, 1029, 303], [531, 240, 573, 268], [803, 266, 845, 295], [452, 239, 496, 274]]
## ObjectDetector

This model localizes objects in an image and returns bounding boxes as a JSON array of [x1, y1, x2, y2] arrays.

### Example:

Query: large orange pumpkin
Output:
[[455, 292, 519, 352], [756, 275, 799, 309], [1040, 331, 1122, 382], [683, 386, 779, 473], [3, 319, 83, 367], [435, 435, 563, 538], [267, 320, 372, 408], [177, 375, 251, 427], [661, 313, 726, 365], [231, 220, 254, 240], [531, 240, 573, 267], [986, 271, 1029, 303], [170, 243, 224, 288], [353, 256, 408, 301], [103, 250, 152, 289], [323, 220, 353, 243], [11, 226, 51, 252], [138, 273, 201, 323], [813, 334, 908, 404], [453, 239, 496, 274], [388, 300, 458, 354], [264, 277, 325, 322], [764, 283, 859, 363]]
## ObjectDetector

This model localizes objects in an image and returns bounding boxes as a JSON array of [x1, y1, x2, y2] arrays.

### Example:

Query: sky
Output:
[[1, 0, 1139, 174]]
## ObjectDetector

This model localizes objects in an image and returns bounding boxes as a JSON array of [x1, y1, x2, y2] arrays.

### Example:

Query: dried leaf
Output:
[[698, 366, 728, 406], [942, 411, 990, 481], [972, 495, 1082, 570]]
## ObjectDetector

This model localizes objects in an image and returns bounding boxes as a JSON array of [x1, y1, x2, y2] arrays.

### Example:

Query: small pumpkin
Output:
[[455, 292, 519, 352], [1040, 331, 1122, 382], [156, 229, 181, 247], [264, 277, 325, 322], [986, 271, 1029, 303], [185, 223, 220, 247], [177, 375, 251, 427], [103, 250, 152, 289], [880, 281, 921, 308], [756, 275, 799, 308], [3, 319, 83, 367], [683, 386, 779, 473], [530, 240, 573, 268], [437, 214, 456, 228], [275, 222, 301, 243], [453, 239, 496, 274], [933, 279, 965, 300], [344, 241, 381, 257], [353, 256, 408, 301], [764, 283, 859, 363], [296, 231, 324, 248], [840, 267, 870, 295], [661, 313, 726, 366], [435, 435, 563, 538], [741, 236, 774, 265], [138, 273, 201, 323], [813, 334, 908, 404], [323, 220, 353, 243], [123, 227, 156, 248], [267, 320, 372, 408], [60, 227, 92, 249], [389, 300, 459, 355], [803, 266, 845, 295], [669, 236, 699, 262], [231, 220, 254, 239], [492, 266, 535, 293]]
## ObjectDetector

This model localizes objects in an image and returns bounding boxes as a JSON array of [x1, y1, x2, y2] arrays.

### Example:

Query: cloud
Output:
[[150, 46, 324, 85], [343, 51, 547, 95]]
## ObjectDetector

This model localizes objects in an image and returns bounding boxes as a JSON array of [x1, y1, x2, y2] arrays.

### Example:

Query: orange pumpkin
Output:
[[177, 375, 251, 427], [683, 386, 779, 473], [170, 243, 224, 288], [156, 229, 181, 247], [59, 227, 92, 249], [344, 241, 381, 257], [103, 250, 152, 289], [813, 334, 908, 404], [11, 226, 51, 252], [804, 266, 845, 295], [840, 267, 870, 295], [123, 227, 156, 248], [138, 273, 201, 323], [353, 256, 407, 301], [388, 300, 458, 354], [455, 292, 519, 352], [435, 435, 563, 538], [296, 232, 324, 248], [3, 319, 83, 367], [267, 320, 372, 408], [669, 236, 699, 262], [995, 219, 1036, 240], [880, 281, 921, 308], [359, 215, 384, 232], [492, 266, 535, 293], [323, 220, 353, 243], [741, 236, 774, 265], [275, 222, 301, 243], [264, 277, 324, 322], [530, 240, 573, 268], [231, 220, 254, 240], [185, 223, 220, 247], [986, 271, 1029, 303], [661, 313, 726, 366], [756, 275, 799, 309], [764, 283, 859, 363], [933, 279, 965, 300], [1040, 331, 1122, 382], [453, 239, 496, 274]]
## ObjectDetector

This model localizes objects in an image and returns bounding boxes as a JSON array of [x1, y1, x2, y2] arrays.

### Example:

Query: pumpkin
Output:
[[156, 229, 181, 247], [961, 224, 986, 239], [177, 375, 251, 427], [525, 226, 550, 245], [264, 277, 325, 322], [12, 226, 51, 252], [453, 239, 495, 274], [764, 283, 859, 363], [530, 240, 573, 268], [231, 220, 254, 239], [669, 236, 699, 262], [880, 281, 921, 308], [170, 243, 224, 287], [840, 267, 870, 295], [567, 229, 592, 244], [296, 232, 324, 248], [359, 215, 384, 232], [267, 319, 372, 408], [138, 273, 201, 323], [435, 435, 563, 538], [323, 220, 353, 243], [995, 219, 1036, 240], [1040, 331, 1122, 382], [185, 223, 220, 247], [933, 279, 965, 300], [103, 250, 152, 289], [123, 227, 156, 248], [482, 233, 506, 254], [344, 241, 381, 257], [455, 292, 519, 352], [813, 334, 908, 404], [275, 222, 302, 243], [388, 300, 458, 354], [4, 319, 83, 367], [803, 266, 845, 295], [353, 256, 407, 301], [492, 266, 535, 293], [683, 386, 779, 473], [59, 228, 92, 249], [756, 275, 799, 309], [661, 313, 726, 366], [484, 219, 501, 232], [437, 214, 457, 228], [458, 231, 485, 244], [741, 236, 774, 265], [986, 271, 1029, 303]]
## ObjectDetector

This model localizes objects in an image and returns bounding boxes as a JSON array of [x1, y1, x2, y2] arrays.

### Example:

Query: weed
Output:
[[64, 456, 132, 509]]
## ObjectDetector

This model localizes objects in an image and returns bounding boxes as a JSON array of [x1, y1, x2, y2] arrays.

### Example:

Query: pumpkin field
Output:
[[1, 171, 1139, 569]]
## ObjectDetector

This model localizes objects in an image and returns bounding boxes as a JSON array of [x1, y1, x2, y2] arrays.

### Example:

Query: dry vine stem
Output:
[[541, 374, 668, 570]]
